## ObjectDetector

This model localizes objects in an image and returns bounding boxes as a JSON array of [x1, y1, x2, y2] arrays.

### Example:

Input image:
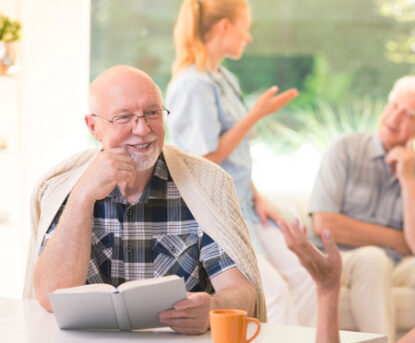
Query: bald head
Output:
[[89, 65, 162, 115]]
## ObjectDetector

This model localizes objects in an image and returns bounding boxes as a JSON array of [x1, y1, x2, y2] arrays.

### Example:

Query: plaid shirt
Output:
[[40, 153, 236, 292]]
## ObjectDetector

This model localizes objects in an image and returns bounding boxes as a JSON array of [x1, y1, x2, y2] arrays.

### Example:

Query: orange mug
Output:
[[209, 309, 261, 343]]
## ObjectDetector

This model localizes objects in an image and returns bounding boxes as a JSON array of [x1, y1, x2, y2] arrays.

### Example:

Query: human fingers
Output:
[[173, 295, 197, 311], [321, 230, 341, 263], [384, 149, 401, 174], [406, 136, 415, 150], [169, 320, 208, 335], [113, 159, 136, 187], [276, 217, 288, 230], [103, 146, 131, 156], [114, 170, 136, 185], [260, 85, 279, 99], [159, 308, 194, 321], [173, 292, 210, 311], [289, 219, 325, 261], [384, 148, 399, 165], [270, 88, 299, 109], [279, 219, 291, 240], [289, 218, 307, 241], [279, 220, 300, 254], [114, 160, 135, 172], [266, 205, 283, 227], [255, 205, 269, 227]]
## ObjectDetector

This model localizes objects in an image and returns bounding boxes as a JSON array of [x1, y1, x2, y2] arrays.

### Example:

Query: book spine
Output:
[[111, 291, 132, 331]]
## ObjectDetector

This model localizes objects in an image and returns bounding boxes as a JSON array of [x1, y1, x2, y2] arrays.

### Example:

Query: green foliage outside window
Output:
[[90, 0, 415, 154]]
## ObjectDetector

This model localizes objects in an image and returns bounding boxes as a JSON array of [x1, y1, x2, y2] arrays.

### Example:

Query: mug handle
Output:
[[245, 317, 261, 343]]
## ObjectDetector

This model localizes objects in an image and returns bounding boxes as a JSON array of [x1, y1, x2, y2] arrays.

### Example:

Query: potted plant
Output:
[[0, 14, 22, 75]]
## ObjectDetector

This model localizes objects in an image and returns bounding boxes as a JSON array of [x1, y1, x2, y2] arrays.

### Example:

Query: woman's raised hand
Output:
[[250, 86, 299, 120], [279, 219, 342, 294]]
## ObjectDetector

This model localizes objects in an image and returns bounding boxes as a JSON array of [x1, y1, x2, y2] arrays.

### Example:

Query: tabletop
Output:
[[0, 297, 386, 343]]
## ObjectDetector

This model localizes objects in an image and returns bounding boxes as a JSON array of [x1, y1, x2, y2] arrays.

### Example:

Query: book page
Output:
[[52, 283, 115, 294], [117, 275, 180, 292], [49, 292, 119, 329], [122, 276, 187, 330]]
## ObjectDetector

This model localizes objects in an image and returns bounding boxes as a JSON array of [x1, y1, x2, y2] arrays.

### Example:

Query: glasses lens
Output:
[[113, 114, 135, 125], [144, 110, 162, 120]]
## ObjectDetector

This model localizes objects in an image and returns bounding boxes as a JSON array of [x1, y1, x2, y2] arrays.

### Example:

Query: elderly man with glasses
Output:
[[25, 65, 265, 334]]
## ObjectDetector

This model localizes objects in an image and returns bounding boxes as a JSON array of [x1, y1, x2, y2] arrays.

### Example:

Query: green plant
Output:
[[0, 14, 21, 42], [376, 0, 415, 64], [255, 97, 386, 153]]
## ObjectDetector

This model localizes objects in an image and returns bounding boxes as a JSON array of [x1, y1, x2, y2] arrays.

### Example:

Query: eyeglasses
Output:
[[90, 106, 170, 125]]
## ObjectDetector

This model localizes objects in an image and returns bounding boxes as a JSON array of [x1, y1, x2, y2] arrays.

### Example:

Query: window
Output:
[[91, 0, 415, 191]]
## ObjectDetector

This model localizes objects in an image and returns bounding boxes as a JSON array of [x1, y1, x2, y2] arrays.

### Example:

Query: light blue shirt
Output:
[[166, 65, 265, 252]]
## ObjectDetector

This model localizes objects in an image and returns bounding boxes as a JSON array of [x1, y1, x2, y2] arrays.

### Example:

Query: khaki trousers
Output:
[[342, 246, 415, 343]]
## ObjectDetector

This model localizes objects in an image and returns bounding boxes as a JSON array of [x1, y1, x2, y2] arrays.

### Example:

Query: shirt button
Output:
[[127, 245, 132, 253], [127, 209, 133, 220], [169, 245, 176, 254]]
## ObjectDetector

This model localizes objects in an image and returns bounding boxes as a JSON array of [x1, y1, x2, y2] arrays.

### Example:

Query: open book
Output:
[[48, 275, 187, 330]]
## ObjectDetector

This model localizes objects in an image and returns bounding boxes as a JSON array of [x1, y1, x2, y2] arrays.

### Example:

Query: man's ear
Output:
[[84, 115, 102, 142]]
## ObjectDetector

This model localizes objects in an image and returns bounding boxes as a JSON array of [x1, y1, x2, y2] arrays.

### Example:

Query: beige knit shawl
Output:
[[23, 144, 266, 321]]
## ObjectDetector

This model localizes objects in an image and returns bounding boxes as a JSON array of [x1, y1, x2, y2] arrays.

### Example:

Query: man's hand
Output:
[[254, 192, 287, 227], [159, 292, 213, 335], [279, 219, 342, 295], [73, 147, 136, 203], [385, 137, 415, 183], [393, 234, 412, 256]]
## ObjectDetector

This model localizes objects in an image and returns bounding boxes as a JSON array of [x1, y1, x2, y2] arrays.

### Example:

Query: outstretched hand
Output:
[[251, 86, 299, 120], [279, 219, 342, 294]]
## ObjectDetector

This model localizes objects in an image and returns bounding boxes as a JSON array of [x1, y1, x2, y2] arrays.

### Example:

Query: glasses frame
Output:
[[90, 106, 170, 125]]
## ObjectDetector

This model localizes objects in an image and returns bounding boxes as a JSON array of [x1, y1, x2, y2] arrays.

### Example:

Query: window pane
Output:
[[91, 0, 415, 190]]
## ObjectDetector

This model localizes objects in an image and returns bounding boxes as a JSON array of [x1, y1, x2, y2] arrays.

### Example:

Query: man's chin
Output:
[[131, 151, 160, 172]]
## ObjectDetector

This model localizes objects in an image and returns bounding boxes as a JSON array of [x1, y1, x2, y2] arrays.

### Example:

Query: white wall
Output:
[[0, 0, 90, 297]]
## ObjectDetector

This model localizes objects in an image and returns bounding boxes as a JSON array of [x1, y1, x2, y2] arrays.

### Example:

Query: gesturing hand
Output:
[[279, 219, 342, 294], [159, 292, 213, 335], [251, 86, 299, 120], [72, 147, 136, 203]]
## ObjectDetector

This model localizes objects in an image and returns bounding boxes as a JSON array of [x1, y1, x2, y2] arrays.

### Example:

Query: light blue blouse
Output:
[[165, 65, 265, 252]]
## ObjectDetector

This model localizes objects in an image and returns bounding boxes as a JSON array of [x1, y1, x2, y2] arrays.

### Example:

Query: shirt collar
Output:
[[108, 152, 169, 205], [369, 132, 387, 160]]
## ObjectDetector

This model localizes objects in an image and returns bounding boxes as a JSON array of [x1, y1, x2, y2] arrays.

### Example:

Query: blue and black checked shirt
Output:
[[40, 153, 236, 292]]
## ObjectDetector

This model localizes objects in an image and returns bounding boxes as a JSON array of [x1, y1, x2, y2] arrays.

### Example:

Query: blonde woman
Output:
[[166, 0, 317, 326]]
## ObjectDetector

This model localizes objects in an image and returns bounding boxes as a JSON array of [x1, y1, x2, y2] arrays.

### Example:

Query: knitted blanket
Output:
[[23, 144, 266, 321]]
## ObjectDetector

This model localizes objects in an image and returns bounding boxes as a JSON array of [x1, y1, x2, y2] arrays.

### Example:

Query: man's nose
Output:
[[132, 115, 151, 135]]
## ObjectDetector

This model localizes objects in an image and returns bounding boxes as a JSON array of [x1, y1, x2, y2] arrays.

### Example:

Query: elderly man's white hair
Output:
[[388, 75, 415, 102]]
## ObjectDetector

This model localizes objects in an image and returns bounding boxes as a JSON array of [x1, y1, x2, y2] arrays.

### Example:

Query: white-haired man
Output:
[[309, 76, 415, 343], [25, 65, 265, 334]]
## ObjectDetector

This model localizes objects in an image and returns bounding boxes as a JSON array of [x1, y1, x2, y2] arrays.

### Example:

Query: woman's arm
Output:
[[279, 219, 342, 343], [204, 87, 298, 163]]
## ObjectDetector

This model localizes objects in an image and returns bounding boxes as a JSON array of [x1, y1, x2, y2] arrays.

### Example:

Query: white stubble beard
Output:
[[126, 140, 161, 172]]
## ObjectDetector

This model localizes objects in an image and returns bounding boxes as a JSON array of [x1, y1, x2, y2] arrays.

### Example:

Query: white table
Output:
[[0, 298, 386, 342]]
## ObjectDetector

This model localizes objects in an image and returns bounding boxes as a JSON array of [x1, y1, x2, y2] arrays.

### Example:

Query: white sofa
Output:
[[264, 190, 415, 337]]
